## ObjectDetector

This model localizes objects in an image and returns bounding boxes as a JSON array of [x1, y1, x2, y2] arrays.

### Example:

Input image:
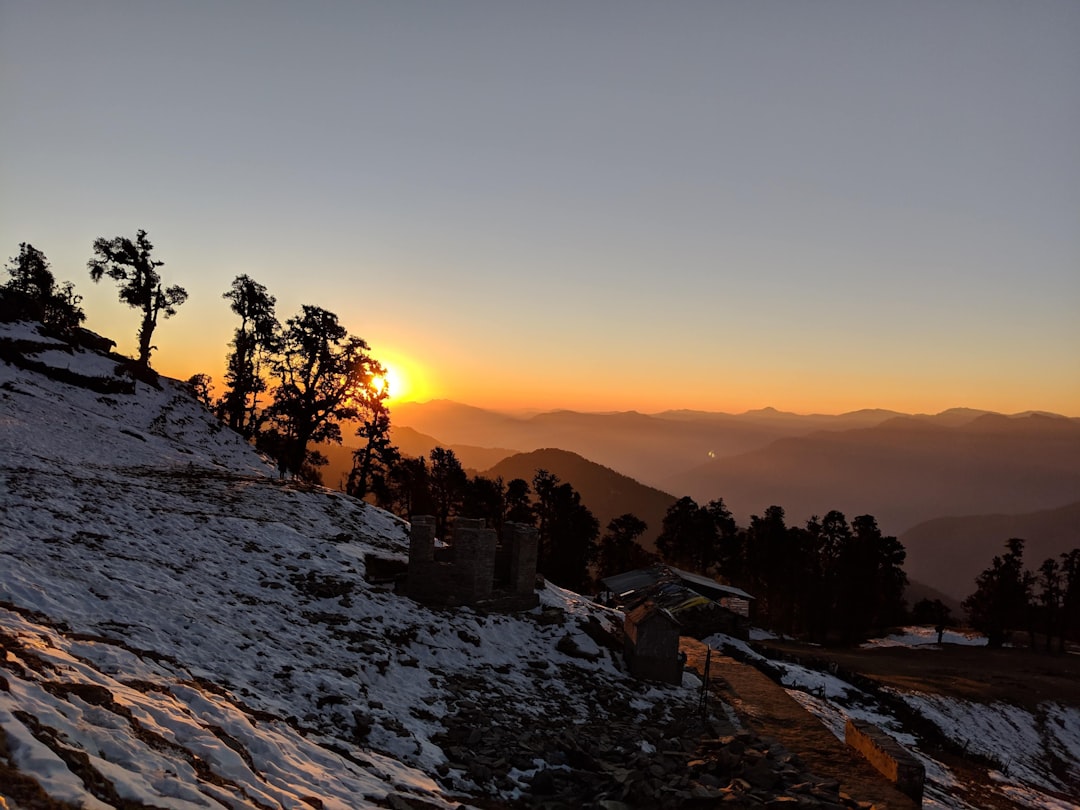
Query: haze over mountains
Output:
[[361, 400, 1080, 598]]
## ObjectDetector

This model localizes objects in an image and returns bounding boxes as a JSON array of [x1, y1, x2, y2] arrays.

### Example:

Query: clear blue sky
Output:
[[3, 0, 1078, 414]]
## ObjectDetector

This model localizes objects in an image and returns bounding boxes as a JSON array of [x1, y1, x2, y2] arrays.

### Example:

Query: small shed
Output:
[[624, 600, 682, 685]]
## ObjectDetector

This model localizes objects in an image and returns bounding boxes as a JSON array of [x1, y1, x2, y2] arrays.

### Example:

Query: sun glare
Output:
[[373, 364, 405, 402]]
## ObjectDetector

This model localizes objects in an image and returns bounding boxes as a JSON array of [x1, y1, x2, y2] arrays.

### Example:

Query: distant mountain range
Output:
[[383, 400, 1080, 532], [664, 411, 1080, 533], [901, 500, 1080, 601], [480, 448, 677, 547], [321, 400, 1080, 600]]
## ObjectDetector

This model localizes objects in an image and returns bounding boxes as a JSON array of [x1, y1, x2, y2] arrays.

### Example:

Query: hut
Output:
[[623, 600, 682, 684], [602, 565, 755, 640]]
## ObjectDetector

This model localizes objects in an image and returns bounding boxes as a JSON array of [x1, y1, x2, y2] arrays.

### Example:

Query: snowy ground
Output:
[[860, 626, 988, 649], [705, 631, 1080, 809], [0, 322, 700, 808]]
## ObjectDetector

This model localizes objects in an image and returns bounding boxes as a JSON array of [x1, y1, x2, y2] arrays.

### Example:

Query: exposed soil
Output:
[[682, 637, 920, 809], [755, 639, 1080, 711]]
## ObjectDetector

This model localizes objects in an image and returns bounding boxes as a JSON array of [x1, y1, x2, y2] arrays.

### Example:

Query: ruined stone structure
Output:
[[623, 600, 683, 685], [406, 516, 539, 610], [845, 718, 925, 804]]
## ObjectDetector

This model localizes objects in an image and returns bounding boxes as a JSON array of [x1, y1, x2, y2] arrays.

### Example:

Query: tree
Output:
[[346, 399, 399, 504], [88, 230, 187, 366], [799, 510, 851, 642], [186, 373, 214, 408], [428, 447, 468, 539], [963, 538, 1034, 648], [532, 470, 599, 591], [503, 478, 534, 525], [743, 505, 793, 628], [656, 496, 719, 573], [1059, 549, 1080, 652], [911, 598, 953, 642], [3, 243, 85, 332], [833, 515, 908, 643], [265, 305, 383, 479], [707, 498, 742, 580], [461, 475, 507, 531], [220, 275, 278, 437], [1035, 557, 1063, 653], [596, 513, 655, 579], [381, 455, 435, 519]]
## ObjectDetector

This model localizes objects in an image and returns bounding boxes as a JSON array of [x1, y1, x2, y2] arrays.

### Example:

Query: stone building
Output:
[[623, 600, 683, 685], [406, 516, 539, 611]]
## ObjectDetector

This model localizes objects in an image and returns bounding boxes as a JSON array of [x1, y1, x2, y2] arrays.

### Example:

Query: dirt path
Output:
[[681, 637, 919, 809]]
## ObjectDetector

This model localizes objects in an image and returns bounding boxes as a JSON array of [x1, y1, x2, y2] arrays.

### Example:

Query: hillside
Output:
[[481, 448, 678, 549], [664, 415, 1080, 536], [901, 501, 1080, 601], [0, 322, 709, 808], [3, 321, 1079, 809]]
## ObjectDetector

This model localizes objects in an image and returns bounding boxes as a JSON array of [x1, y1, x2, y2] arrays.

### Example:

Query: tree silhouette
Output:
[[461, 475, 508, 531], [3, 243, 85, 332], [963, 538, 1034, 647], [220, 275, 278, 437], [429, 447, 468, 539], [346, 400, 399, 503], [832, 515, 907, 643], [656, 496, 720, 572], [532, 470, 598, 591], [1059, 549, 1080, 652], [88, 230, 186, 366], [596, 513, 655, 578], [1035, 557, 1062, 653], [186, 373, 214, 407], [381, 455, 435, 518], [911, 598, 953, 642], [266, 305, 382, 479], [503, 478, 534, 525]]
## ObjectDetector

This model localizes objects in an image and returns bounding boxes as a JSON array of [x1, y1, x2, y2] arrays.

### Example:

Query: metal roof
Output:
[[600, 566, 754, 602]]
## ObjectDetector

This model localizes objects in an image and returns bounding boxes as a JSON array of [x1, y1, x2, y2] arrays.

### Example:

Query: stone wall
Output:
[[405, 516, 539, 610], [845, 718, 924, 803]]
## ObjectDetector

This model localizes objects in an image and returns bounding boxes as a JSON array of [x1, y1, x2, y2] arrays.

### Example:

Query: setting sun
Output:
[[371, 355, 427, 404], [371, 365, 402, 400]]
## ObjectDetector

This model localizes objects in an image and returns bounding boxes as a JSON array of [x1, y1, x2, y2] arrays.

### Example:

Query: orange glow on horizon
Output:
[[376, 353, 430, 407], [150, 344, 1078, 419]]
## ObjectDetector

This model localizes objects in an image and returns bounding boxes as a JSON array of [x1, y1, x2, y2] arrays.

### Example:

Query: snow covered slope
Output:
[[0, 321, 697, 808]]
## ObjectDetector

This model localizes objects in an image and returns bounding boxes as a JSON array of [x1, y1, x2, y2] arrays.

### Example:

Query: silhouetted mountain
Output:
[[389, 399, 525, 447], [481, 448, 678, 551], [318, 425, 519, 488], [387, 425, 519, 472], [901, 501, 1080, 601], [389, 400, 919, 487], [663, 413, 1080, 536], [903, 579, 965, 620]]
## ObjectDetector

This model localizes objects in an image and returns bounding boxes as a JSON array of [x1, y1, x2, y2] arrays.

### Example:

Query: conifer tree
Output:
[[88, 230, 186, 366], [963, 538, 1033, 647], [3, 243, 85, 332], [220, 275, 278, 437]]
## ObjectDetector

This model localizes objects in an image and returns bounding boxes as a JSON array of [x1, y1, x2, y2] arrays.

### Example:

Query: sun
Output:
[[371, 363, 406, 402]]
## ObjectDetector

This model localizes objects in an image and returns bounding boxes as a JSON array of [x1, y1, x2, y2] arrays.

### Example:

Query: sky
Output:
[[2, 0, 1078, 416]]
